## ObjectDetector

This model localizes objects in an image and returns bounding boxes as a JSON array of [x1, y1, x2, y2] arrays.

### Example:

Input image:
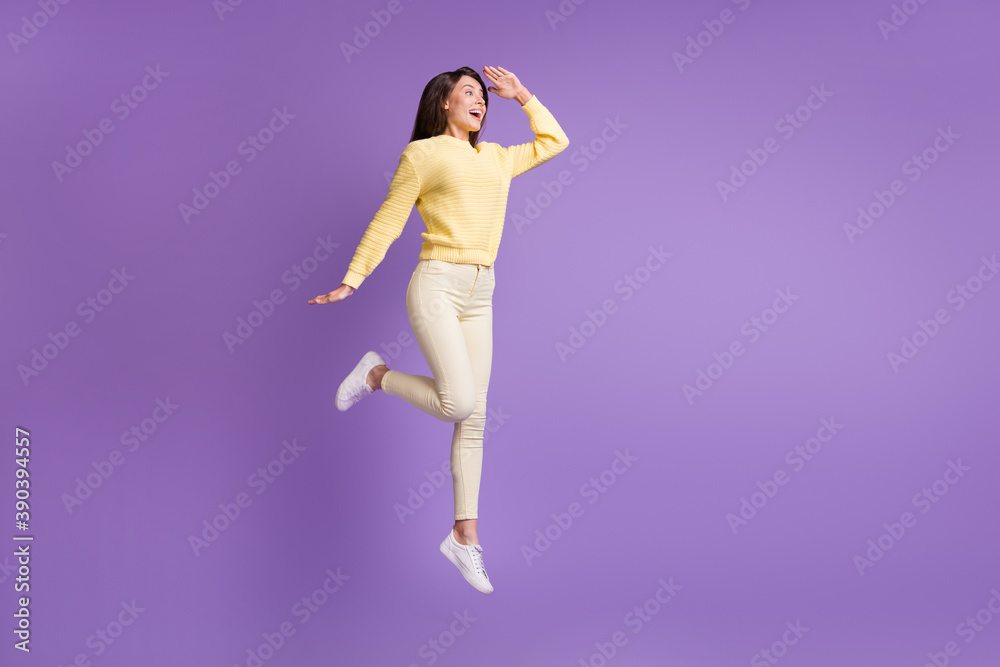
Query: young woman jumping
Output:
[[308, 65, 569, 594]]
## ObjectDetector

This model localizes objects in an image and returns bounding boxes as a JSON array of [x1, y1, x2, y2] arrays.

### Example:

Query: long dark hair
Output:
[[409, 67, 489, 148]]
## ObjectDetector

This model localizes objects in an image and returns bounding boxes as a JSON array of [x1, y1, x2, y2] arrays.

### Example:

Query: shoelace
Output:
[[469, 545, 488, 578], [351, 380, 373, 401]]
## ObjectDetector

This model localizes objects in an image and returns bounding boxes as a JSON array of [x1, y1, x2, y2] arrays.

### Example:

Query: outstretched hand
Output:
[[483, 65, 526, 100], [308, 284, 354, 304]]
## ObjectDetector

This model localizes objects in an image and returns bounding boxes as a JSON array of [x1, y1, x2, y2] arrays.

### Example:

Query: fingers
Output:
[[308, 293, 331, 304]]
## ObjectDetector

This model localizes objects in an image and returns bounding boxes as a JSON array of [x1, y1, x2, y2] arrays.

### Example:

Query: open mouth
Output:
[[470, 109, 483, 121]]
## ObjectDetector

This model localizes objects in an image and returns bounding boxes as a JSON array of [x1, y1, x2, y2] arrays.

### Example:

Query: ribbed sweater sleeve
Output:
[[502, 95, 570, 177], [341, 151, 421, 289]]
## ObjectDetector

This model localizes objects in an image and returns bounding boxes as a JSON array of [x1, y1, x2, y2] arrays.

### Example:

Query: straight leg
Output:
[[451, 284, 493, 522]]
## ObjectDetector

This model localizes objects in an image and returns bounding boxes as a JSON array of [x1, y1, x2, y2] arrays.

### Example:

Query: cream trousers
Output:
[[381, 259, 495, 520]]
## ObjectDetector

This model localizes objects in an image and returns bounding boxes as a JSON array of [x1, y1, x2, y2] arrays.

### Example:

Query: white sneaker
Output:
[[335, 351, 385, 411], [439, 529, 494, 594]]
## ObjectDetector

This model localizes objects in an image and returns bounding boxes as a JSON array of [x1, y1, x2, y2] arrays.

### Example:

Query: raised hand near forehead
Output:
[[482, 66, 522, 99]]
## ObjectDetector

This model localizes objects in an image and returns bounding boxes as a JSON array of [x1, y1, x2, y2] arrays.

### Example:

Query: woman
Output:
[[309, 65, 569, 594]]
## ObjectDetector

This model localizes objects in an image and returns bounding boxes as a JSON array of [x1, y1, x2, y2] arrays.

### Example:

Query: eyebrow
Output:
[[462, 84, 483, 93]]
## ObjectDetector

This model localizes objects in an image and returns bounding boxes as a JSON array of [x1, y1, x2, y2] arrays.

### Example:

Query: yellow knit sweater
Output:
[[341, 94, 570, 289]]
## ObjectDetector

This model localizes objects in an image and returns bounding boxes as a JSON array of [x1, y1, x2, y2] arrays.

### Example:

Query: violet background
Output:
[[2, 0, 999, 665]]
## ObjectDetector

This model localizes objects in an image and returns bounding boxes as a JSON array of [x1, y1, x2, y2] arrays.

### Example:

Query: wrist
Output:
[[514, 87, 532, 105]]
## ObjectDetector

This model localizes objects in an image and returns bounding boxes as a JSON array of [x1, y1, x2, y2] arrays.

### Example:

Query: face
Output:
[[443, 75, 486, 135]]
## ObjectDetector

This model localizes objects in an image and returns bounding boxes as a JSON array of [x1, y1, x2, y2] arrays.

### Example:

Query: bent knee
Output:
[[441, 395, 476, 423]]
